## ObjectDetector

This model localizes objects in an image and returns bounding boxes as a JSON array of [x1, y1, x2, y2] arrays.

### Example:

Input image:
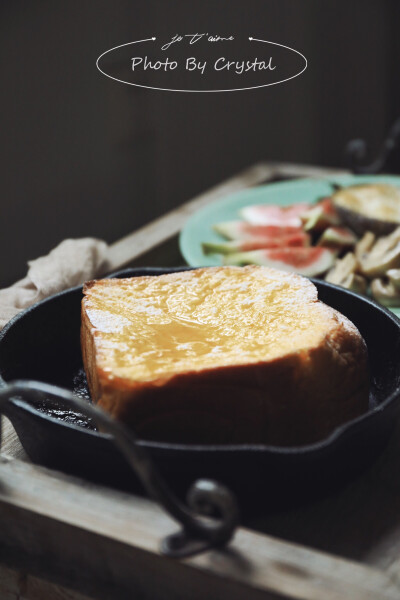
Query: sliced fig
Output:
[[371, 278, 400, 307], [202, 232, 310, 255], [239, 203, 312, 227], [223, 247, 335, 277], [359, 227, 400, 278], [301, 197, 340, 232], [332, 184, 400, 236], [317, 226, 358, 250], [212, 220, 303, 241]]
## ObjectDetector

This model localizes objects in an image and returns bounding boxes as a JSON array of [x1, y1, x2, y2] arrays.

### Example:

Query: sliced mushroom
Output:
[[325, 252, 358, 285], [355, 231, 376, 261], [342, 273, 368, 295], [325, 253, 368, 293], [387, 269, 400, 291], [370, 278, 400, 307], [359, 227, 400, 278]]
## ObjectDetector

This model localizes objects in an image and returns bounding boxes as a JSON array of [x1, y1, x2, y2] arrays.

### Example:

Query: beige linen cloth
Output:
[[0, 238, 109, 330]]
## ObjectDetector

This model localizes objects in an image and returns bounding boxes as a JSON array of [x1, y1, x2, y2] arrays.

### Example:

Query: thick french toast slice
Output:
[[81, 266, 369, 445]]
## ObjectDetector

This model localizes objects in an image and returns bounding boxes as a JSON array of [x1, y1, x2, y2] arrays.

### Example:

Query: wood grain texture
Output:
[[0, 565, 23, 600], [1, 418, 28, 461], [0, 565, 96, 600], [0, 456, 398, 600]]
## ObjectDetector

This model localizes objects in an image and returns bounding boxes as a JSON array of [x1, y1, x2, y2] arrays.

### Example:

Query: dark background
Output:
[[1, 0, 399, 285]]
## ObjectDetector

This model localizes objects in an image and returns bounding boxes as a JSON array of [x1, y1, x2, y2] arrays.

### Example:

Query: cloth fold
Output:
[[0, 238, 109, 330]]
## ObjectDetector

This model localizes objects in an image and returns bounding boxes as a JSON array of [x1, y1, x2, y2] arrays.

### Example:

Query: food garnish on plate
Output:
[[203, 183, 400, 307]]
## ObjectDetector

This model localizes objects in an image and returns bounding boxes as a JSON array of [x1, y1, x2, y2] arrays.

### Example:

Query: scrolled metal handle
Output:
[[345, 117, 400, 174], [0, 380, 239, 558]]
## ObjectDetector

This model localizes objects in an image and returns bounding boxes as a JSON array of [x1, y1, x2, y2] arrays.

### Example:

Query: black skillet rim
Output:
[[1, 266, 400, 457]]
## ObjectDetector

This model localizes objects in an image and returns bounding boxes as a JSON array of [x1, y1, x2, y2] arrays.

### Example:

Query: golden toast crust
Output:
[[81, 267, 369, 446]]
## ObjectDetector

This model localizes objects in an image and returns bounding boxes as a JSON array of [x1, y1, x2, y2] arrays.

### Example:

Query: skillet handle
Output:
[[0, 380, 239, 558]]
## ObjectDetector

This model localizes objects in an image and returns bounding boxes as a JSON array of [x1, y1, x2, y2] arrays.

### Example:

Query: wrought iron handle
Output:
[[0, 380, 239, 558], [345, 117, 400, 174]]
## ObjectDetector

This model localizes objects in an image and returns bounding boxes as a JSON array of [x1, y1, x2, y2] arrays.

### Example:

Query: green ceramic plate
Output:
[[179, 174, 400, 318]]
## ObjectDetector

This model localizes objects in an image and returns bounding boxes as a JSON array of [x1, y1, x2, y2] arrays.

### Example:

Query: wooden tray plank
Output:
[[0, 456, 398, 600], [0, 565, 95, 600], [1, 418, 28, 461], [0, 565, 23, 600]]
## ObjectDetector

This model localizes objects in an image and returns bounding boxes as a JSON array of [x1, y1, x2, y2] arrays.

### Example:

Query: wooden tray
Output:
[[1, 161, 400, 600]]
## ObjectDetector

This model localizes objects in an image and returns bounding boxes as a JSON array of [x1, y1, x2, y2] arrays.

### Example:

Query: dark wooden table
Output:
[[1, 161, 400, 600]]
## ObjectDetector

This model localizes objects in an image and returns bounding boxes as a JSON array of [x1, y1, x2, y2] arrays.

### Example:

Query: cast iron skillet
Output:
[[1, 267, 400, 510]]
